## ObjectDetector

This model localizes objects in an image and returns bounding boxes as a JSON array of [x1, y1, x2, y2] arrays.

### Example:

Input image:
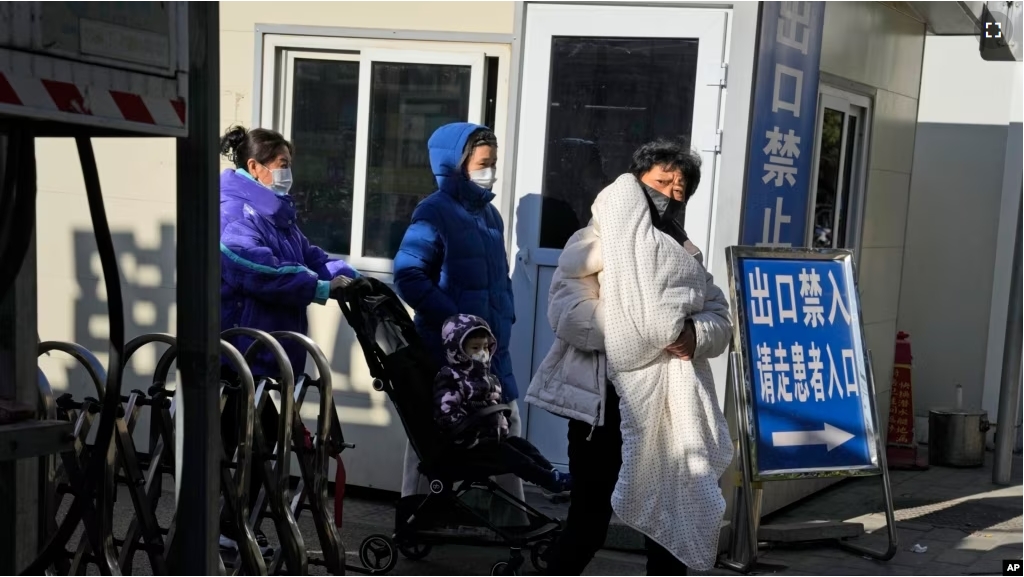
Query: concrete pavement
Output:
[[328, 452, 1022, 576], [65, 452, 1021, 575], [744, 453, 1023, 576]]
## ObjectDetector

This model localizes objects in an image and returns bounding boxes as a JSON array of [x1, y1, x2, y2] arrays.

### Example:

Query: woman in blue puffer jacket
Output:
[[393, 123, 516, 398], [392, 122, 524, 518], [217, 125, 358, 554]]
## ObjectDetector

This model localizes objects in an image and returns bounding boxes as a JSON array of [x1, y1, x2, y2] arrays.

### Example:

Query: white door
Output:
[[508, 4, 729, 466]]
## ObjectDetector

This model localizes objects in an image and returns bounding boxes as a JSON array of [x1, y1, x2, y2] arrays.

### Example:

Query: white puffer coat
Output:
[[525, 216, 725, 431], [525, 225, 608, 429]]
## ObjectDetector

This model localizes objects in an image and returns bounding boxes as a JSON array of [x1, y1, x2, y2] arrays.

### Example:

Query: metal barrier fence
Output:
[[28, 330, 396, 576]]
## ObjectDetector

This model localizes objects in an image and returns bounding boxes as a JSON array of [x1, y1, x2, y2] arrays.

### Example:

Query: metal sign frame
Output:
[[721, 245, 898, 573], [726, 245, 883, 480]]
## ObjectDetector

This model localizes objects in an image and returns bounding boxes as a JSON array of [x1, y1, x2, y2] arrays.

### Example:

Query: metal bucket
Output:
[[928, 409, 991, 467]]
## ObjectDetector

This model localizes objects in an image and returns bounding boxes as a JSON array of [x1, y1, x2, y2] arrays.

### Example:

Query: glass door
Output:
[[508, 3, 729, 465]]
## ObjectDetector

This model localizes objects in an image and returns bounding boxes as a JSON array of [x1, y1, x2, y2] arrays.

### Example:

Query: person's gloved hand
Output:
[[329, 274, 371, 299], [330, 275, 355, 292]]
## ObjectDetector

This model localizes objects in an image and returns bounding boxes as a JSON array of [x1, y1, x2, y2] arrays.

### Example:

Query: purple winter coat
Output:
[[219, 169, 357, 378]]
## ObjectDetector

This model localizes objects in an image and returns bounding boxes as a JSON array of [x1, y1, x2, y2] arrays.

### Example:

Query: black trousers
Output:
[[495, 435, 556, 490], [219, 367, 280, 533], [547, 386, 687, 576]]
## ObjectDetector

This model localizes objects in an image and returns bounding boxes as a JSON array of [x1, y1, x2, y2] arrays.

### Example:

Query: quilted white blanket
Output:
[[592, 174, 734, 570]]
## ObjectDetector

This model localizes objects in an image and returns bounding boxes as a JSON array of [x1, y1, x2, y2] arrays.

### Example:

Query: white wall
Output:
[[36, 137, 178, 451], [897, 36, 1022, 437]]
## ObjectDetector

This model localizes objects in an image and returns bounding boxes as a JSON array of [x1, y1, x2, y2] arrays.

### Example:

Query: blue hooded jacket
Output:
[[393, 123, 518, 401], [219, 169, 358, 378]]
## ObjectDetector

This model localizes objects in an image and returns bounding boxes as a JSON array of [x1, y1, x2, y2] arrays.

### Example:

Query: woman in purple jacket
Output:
[[219, 126, 358, 378], [217, 126, 358, 555]]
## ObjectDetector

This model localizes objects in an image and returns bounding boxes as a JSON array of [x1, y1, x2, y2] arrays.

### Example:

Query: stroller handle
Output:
[[450, 403, 512, 438]]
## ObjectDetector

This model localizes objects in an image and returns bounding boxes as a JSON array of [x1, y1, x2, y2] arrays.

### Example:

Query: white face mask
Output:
[[470, 350, 490, 364], [269, 167, 293, 194], [468, 167, 497, 190]]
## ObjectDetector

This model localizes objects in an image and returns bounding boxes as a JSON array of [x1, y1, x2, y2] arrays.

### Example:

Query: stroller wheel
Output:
[[396, 540, 432, 561], [530, 539, 552, 573], [359, 534, 398, 573], [490, 561, 517, 576]]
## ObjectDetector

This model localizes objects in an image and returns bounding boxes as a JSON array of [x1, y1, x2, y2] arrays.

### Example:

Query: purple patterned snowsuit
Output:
[[433, 314, 510, 446], [433, 315, 565, 492]]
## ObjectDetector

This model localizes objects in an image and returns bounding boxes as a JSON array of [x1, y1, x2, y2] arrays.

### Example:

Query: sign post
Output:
[[722, 246, 898, 572]]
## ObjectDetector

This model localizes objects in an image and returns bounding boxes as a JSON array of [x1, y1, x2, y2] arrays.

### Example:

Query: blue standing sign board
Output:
[[726, 247, 881, 479], [741, 1, 826, 247]]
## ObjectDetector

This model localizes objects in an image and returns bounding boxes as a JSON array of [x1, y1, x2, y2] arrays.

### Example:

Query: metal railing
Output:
[[27, 331, 395, 576]]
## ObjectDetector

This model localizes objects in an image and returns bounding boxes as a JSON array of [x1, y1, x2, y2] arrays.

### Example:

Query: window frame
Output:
[[806, 85, 873, 267], [259, 34, 511, 276], [278, 51, 361, 143]]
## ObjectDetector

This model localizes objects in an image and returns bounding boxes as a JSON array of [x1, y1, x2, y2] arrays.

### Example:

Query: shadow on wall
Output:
[[65, 224, 176, 445], [508, 193, 543, 403], [63, 222, 402, 488], [326, 317, 374, 412], [509, 192, 581, 464], [68, 221, 378, 408]]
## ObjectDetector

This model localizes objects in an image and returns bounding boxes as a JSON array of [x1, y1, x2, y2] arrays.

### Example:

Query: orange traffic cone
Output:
[[886, 332, 928, 470]]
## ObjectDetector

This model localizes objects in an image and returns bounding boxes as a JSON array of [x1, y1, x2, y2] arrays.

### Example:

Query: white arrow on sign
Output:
[[771, 423, 855, 452]]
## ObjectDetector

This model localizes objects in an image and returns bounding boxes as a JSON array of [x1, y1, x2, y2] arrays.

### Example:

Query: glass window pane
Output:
[[835, 115, 858, 248], [539, 37, 698, 249], [812, 108, 845, 249], [362, 62, 472, 259], [289, 58, 360, 255]]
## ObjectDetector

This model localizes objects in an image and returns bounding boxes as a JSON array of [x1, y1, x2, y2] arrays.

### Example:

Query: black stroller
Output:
[[336, 278, 562, 576]]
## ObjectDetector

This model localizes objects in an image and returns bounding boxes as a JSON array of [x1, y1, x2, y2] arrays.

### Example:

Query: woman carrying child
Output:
[[526, 138, 734, 575]]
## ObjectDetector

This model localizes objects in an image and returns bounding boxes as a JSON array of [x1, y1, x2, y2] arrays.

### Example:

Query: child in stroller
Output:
[[435, 314, 572, 494], [335, 277, 564, 573]]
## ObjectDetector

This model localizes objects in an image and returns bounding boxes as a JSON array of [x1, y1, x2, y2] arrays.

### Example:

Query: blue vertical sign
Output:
[[740, 2, 826, 247], [728, 249, 880, 478]]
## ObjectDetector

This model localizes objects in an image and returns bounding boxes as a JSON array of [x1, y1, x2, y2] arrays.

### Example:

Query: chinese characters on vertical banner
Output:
[[741, 2, 826, 248], [887, 364, 914, 445]]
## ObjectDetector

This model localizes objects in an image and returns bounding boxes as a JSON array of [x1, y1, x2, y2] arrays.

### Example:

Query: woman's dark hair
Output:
[[460, 128, 498, 168], [629, 137, 702, 201], [219, 125, 294, 170]]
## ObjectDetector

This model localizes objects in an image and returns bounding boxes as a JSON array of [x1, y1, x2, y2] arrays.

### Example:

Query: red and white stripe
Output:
[[0, 71, 185, 130]]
